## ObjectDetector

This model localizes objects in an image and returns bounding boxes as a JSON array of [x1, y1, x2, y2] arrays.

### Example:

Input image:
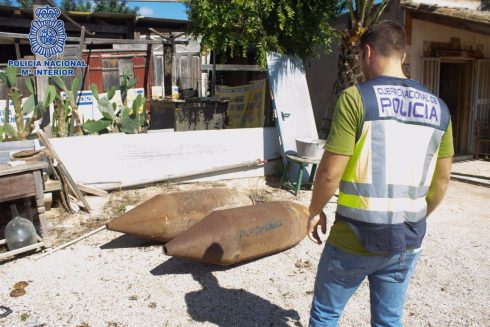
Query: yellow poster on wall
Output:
[[216, 79, 266, 128]]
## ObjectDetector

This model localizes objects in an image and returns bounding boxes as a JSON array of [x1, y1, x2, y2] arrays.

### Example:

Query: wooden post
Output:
[[33, 0, 50, 133], [143, 33, 152, 99], [163, 43, 173, 97], [14, 39, 21, 59], [75, 26, 86, 85], [211, 50, 216, 97]]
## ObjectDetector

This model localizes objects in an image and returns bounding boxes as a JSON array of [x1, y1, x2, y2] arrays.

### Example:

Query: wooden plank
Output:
[[85, 38, 186, 45], [0, 161, 48, 177], [0, 242, 45, 261], [201, 64, 265, 72], [35, 226, 105, 260], [44, 180, 61, 193], [0, 173, 35, 200], [0, 140, 36, 151], [0, 17, 126, 34], [0, 32, 186, 45], [33, 169, 49, 240], [38, 131, 91, 212], [77, 183, 108, 197]]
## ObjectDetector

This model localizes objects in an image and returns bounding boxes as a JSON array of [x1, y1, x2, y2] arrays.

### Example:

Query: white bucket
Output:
[[295, 138, 326, 159]]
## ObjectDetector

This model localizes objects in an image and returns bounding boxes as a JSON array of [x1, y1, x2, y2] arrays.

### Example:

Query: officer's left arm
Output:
[[426, 156, 452, 216], [307, 151, 351, 244], [307, 88, 360, 244]]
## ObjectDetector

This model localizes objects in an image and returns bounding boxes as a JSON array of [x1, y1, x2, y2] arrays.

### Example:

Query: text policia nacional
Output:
[[7, 59, 87, 77]]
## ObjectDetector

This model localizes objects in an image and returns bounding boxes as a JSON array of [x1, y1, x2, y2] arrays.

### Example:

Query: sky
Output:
[[8, 0, 188, 20], [127, 2, 188, 20]]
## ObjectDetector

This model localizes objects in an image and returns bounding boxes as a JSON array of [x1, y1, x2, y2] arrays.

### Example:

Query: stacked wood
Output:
[[38, 131, 91, 214]]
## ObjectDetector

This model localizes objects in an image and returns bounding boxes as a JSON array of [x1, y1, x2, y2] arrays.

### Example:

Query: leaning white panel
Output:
[[267, 53, 318, 182], [49, 128, 281, 190]]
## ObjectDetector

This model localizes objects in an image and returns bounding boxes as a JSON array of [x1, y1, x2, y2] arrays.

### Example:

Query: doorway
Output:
[[439, 60, 473, 154]]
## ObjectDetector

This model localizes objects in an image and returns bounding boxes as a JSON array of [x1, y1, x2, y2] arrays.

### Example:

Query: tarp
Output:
[[216, 79, 267, 128]]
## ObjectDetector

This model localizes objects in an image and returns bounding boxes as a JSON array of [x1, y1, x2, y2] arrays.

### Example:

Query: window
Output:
[[102, 58, 134, 92], [154, 55, 164, 86]]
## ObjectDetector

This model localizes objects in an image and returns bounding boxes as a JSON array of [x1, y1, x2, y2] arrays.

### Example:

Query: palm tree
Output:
[[334, 0, 391, 96], [60, 0, 92, 12]]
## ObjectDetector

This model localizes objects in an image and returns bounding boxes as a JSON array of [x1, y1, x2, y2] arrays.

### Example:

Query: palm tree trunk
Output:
[[334, 31, 365, 97]]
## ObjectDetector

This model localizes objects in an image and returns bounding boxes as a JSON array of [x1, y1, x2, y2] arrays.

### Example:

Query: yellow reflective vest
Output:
[[336, 76, 451, 253]]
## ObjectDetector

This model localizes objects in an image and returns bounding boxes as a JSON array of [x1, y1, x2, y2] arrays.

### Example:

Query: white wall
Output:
[[409, 18, 490, 82]]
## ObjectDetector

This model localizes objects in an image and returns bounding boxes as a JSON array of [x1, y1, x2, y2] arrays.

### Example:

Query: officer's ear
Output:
[[362, 44, 373, 61]]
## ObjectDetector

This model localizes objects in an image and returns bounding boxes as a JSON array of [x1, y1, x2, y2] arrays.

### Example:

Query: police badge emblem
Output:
[[29, 6, 67, 59]]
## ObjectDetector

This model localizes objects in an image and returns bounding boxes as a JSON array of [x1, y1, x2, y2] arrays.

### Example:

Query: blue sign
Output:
[[28, 6, 66, 59]]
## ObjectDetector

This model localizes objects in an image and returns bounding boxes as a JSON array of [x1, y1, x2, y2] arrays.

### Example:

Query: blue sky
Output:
[[9, 0, 188, 20], [128, 2, 188, 20]]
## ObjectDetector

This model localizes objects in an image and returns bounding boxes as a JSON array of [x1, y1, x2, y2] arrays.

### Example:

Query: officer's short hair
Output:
[[360, 20, 406, 58]]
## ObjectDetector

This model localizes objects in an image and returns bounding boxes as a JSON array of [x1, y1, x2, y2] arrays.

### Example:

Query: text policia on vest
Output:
[[374, 85, 441, 127]]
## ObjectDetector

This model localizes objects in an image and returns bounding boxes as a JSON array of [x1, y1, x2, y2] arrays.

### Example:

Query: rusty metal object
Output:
[[106, 188, 253, 242], [163, 201, 309, 265]]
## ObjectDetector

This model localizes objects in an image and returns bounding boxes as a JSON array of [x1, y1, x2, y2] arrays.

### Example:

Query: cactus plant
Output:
[[82, 73, 148, 135], [0, 66, 55, 141], [50, 76, 84, 136]]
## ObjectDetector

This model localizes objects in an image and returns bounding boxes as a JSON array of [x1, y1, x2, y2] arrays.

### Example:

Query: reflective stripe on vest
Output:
[[337, 120, 445, 224], [336, 77, 451, 253]]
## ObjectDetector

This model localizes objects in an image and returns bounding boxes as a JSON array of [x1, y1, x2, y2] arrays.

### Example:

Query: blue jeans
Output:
[[309, 243, 421, 327]]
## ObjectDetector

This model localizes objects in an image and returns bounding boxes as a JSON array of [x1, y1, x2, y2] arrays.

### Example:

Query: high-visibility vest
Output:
[[336, 76, 451, 254]]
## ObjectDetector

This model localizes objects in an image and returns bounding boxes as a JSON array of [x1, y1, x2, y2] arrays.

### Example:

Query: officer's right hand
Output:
[[307, 211, 327, 244]]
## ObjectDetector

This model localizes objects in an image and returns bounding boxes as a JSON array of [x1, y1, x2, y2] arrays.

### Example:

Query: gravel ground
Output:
[[1, 170, 489, 327]]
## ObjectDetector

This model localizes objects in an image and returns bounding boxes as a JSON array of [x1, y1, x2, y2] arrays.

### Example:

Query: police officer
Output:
[[307, 20, 454, 327]]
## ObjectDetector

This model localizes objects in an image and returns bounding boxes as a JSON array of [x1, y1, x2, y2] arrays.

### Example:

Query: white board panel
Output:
[[49, 127, 281, 190], [267, 53, 318, 182]]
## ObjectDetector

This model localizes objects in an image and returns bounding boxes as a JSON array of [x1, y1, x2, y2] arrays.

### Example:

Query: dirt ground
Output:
[[1, 163, 489, 327]]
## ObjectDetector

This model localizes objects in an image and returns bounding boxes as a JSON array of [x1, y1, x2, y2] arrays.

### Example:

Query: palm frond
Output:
[[366, 0, 391, 26], [358, 0, 371, 26], [345, 0, 357, 27], [355, 0, 362, 22]]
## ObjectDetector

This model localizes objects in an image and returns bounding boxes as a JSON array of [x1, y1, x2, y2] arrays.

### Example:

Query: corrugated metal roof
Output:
[[401, 0, 490, 25]]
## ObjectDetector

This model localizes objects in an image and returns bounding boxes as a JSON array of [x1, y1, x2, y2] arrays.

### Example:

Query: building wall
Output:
[[409, 18, 490, 81], [304, 0, 405, 134], [82, 51, 154, 94]]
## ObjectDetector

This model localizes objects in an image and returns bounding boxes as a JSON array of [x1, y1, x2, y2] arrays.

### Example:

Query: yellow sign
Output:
[[216, 79, 266, 128]]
